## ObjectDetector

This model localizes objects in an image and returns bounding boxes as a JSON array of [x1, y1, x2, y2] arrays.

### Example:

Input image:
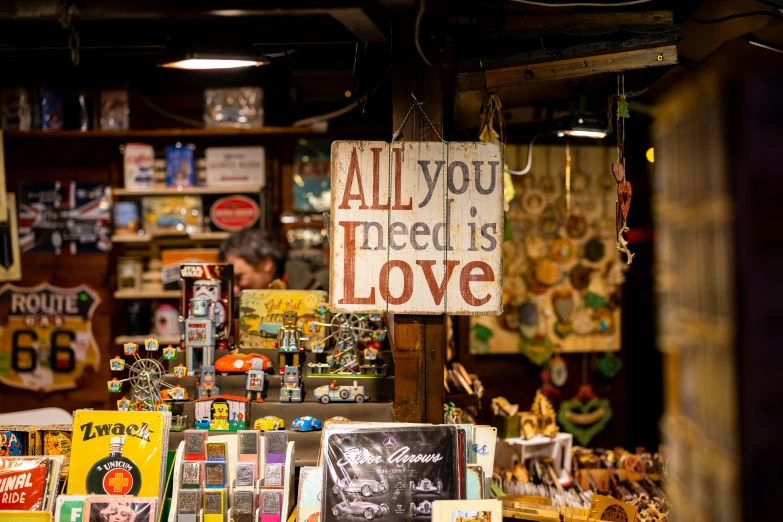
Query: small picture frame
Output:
[[83, 496, 158, 522], [431, 499, 502, 522]]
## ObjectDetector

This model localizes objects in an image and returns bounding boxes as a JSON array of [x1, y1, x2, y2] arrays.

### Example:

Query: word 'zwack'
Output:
[[330, 141, 503, 315]]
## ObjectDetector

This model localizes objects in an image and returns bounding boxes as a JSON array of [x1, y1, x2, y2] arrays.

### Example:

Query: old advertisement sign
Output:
[[330, 141, 504, 315]]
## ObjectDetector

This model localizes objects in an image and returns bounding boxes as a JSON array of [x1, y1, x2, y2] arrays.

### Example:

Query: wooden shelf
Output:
[[114, 290, 180, 299], [114, 334, 180, 345], [113, 185, 262, 196], [3, 127, 315, 138], [112, 231, 229, 243]]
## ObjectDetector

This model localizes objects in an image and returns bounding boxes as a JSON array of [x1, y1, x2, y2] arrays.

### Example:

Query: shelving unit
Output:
[[112, 185, 262, 196], [3, 127, 315, 139], [114, 289, 180, 299], [111, 231, 229, 243]]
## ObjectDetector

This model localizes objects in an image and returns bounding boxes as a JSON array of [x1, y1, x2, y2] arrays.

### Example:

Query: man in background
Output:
[[219, 229, 328, 294]]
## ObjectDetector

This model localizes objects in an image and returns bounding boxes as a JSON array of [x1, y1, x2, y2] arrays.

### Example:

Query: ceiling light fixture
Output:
[[159, 42, 270, 70]]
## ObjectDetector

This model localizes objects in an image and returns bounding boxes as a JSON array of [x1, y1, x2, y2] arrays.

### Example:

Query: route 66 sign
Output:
[[0, 283, 101, 392]]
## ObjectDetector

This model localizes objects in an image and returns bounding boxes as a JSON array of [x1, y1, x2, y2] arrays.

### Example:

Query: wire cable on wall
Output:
[[507, 0, 651, 7], [506, 133, 541, 176], [689, 10, 783, 23]]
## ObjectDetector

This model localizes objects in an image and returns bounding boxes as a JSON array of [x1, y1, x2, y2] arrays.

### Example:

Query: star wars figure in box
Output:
[[193, 279, 226, 331], [245, 358, 267, 402], [181, 296, 221, 397]]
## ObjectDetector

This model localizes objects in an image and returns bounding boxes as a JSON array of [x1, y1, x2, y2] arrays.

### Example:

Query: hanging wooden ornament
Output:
[[566, 215, 587, 239], [519, 336, 555, 366], [557, 385, 614, 446], [613, 74, 635, 266], [549, 355, 568, 387], [597, 352, 623, 379], [551, 237, 576, 263], [538, 369, 559, 401]]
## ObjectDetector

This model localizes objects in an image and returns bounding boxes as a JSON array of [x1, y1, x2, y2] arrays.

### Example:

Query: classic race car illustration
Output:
[[410, 478, 443, 495], [333, 476, 389, 497], [254, 415, 285, 431], [410, 501, 433, 517], [215, 352, 272, 374], [314, 381, 370, 404], [292, 416, 322, 431], [32, 208, 100, 248], [332, 500, 389, 520]]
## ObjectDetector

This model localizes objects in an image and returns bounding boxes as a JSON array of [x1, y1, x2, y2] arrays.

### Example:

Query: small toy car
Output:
[[254, 416, 285, 431], [326, 416, 352, 424], [215, 352, 272, 375], [291, 416, 322, 432], [410, 478, 443, 495], [333, 477, 389, 497], [332, 500, 389, 520], [410, 501, 433, 517], [314, 381, 369, 404]]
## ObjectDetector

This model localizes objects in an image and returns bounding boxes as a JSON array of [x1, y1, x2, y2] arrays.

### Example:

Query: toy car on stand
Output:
[[332, 500, 389, 520], [254, 416, 285, 431], [333, 477, 389, 497], [314, 381, 369, 404], [215, 352, 272, 374], [291, 416, 322, 431]]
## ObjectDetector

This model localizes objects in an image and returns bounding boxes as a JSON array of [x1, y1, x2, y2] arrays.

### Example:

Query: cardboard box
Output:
[[161, 249, 220, 289]]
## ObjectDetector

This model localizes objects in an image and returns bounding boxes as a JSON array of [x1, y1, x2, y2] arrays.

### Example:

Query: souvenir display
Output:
[[184, 430, 207, 461], [0, 195, 22, 282], [239, 289, 327, 350], [293, 138, 331, 212], [18, 182, 111, 253], [265, 431, 287, 465], [123, 143, 155, 190], [166, 143, 196, 188], [204, 194, 262, 232], [322, 425, 459, 522], [280, 366, 303, 403], [243, 357, 268, 401], [0, 456, 63, 512], [557, 386, 613, 446], [176, 490, 201, 522], [237, 431, 259, 463], [141, 196, 203, 236], [471, 144, 625, 355], [68, 410, 170, 502], [99, 89, 129, 130], [204, 87, 263, 128], [232, 489, 256, 522], [205, 146, 265, 186], [276, 302, 306, 372], [203, 489, 226, 521], [0, 283, 101, 392], [193, 395, 250, 432], [307, 313, 387, 377]]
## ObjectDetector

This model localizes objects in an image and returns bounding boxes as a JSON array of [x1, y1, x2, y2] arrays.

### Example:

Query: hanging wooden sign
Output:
[[330, 141, 504, 315]]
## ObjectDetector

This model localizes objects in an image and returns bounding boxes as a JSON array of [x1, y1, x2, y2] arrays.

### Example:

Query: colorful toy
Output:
[[280, 365, 303, 403], [216, 352, 272, 375], [179, 263, 233, 352], [173, 364, 188, 378], [314, 380, 369, 404], [307, 313, 387, 377], [244, 357, 267, 402], [107, 336, 182, 411], [107, 378, 122, 392], [325, 416, 352, 424], [181, 296, 219, 376], [291, 416, 322, 432], [194, 394, 250, 432], [163, 345, 177, 360], [199, 365, 219, 398], [117, 397, 131, 411], [124, 341, 138, 355], [110, 356, 125, 371], [277, 301, 305, 373], [145, 336, 160, 351], [254, 416, 285, 431]]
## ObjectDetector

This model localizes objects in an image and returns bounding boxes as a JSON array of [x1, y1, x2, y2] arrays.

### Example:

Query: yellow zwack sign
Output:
[[0, 283, 101, 392]]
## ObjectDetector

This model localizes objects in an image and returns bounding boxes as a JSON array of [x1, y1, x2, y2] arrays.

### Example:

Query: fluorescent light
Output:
[[562, 129, 607, 139], [162, 58, 264, 70]]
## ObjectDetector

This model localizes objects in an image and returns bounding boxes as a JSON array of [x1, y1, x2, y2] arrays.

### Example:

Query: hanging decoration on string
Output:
[[330, 94, 504, 315], [597, 352, 624, 380], [558, 384, 613, 446], [614, 75, 634, 265], [549, 355, 568, 387]]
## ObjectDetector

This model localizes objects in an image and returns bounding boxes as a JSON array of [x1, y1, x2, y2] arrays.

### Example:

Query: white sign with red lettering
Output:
[[330, 141, 503, 315]]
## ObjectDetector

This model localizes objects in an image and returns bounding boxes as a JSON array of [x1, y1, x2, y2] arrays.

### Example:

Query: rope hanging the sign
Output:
[[387, 93, 450, 316]]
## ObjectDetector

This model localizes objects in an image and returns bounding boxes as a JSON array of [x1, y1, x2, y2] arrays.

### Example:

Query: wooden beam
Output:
[[391, 20, 446, 424], [457, 45, 678, 93], [503, 10, 673, 32]]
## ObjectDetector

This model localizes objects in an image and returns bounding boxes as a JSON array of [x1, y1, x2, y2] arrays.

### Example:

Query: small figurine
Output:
[[277, 301, 305, 373], [124, 341, 138, 356], [199, 365, 220, 398], [280, 365, 303, 403], [372, 328, 387, 342], [107, 378, 122, 392], [307, 321, 320, 334], [117, 397, 131, 411], [244, 358, 267, 402], [110, 356, 125, 371], [209, 398, 230, 430], [173, 364, 188, 378], [180, 296, 220, 375], [254, 416, 284, 431], [363, 341, 380, 361], [145, 336, 160, 351], [317, 300, 328, 315], [163, 345, 177, 360], [291, 416, 322, 432], [193, 278, 226, 331], [312, 341, 325, 354], [170, 385, 187, 401]]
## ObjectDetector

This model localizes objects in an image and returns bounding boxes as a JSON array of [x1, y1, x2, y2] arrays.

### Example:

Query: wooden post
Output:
[[391, 20, 446, 424]]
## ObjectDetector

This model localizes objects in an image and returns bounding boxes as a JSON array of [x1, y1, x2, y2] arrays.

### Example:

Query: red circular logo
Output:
[[103, 468, 134, 495], [209, 195, 260, 231]]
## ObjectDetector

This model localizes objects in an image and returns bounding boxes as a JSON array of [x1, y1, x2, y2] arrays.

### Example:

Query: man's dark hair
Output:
[[219, 229, 287, 268]]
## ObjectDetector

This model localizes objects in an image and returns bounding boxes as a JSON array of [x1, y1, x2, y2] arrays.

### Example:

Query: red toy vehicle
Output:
[[214, 352, 272, 375]]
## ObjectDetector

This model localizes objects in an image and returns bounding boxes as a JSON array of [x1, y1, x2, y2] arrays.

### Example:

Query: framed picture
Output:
[[83, 496, 157, 522], [432, 500, 502, 522]]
